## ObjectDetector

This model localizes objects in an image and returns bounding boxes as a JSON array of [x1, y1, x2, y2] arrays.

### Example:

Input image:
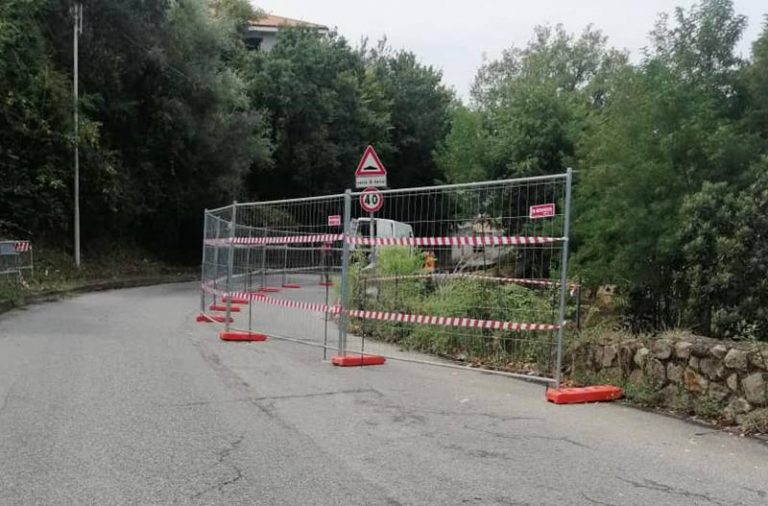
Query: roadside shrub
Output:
[[346, 245, 558, 372], [741, 409, 768, 434], [402, 280, 555, 369]]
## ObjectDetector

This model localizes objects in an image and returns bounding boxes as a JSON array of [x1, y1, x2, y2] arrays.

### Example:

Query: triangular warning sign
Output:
[[355, 145, 387, 176]]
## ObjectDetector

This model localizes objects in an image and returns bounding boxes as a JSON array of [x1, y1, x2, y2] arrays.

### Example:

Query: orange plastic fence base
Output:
[[319, 281, 334, 287], [258, 287, 281, 293], [331, 354, 386, 367], [219, 330, 267, 342], [209, 304, 240, 312], [196, 313, 234, 323], [546, 385, 623, 405], [282, 283, 301, 289], [223, 297, 249, 305]]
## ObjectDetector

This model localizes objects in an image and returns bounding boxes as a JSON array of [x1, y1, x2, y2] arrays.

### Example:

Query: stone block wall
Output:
[[569, 334, 768, 427]]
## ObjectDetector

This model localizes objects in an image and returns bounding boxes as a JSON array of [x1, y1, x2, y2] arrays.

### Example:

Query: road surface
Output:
[[0, 282, 766, 505]]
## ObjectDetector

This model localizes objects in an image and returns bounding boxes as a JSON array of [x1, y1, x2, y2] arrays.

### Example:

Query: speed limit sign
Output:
[[359, 187, 384, 213]]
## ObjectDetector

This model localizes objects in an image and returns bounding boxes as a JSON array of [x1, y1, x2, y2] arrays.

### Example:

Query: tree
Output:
[[245, 28, 390, 199], [437, 25, 625, 183], [573, 0, 759, 331], [364, 44, 453, 188], [745, 17, 768, 139], [36, 0, 271, 256], [650, 0, 747, 89], [677, 159, 768, 339], [0, 0, 73, 240], [434, 104, 488, 184]]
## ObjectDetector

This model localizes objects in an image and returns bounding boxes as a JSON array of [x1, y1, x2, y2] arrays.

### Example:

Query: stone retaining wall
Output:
[[569, 334, 768, 427]]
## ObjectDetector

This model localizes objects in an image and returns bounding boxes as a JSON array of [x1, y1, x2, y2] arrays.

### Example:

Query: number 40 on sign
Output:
[[359, 187, 384, 213]]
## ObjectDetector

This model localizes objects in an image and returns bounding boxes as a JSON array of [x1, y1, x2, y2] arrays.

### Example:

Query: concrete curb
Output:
[[0, 274, 198, 315]]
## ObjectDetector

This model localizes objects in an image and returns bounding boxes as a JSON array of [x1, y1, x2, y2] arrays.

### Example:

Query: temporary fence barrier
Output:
[[199, 170, 574, 387], [200, 194, 346, 356], [0, 240, 33, 282]]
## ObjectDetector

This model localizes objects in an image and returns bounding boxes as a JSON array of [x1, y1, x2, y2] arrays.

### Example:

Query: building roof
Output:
[[249, 14, 328, 30]]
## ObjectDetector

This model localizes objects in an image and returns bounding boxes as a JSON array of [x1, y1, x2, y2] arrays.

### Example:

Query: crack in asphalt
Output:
[[465, 425, 592, 450], [356, 399, 542, 424], [227, 396, 410, 506], [0, 376, 22, 420], [580, 493, 619, 506], [461, 498, 535, 505], [0, 390, 11, 418], [616, 477, 745, 506], [190, 434, 246, 502], [161, 398, 251, 408], [193, 341, 255, 394], [162, 388, 381, 408], [742, 487, 767, 499], [250, 388, 383, 402], [438, 442, 517, 462]]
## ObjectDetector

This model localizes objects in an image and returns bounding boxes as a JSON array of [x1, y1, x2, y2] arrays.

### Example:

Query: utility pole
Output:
[[73, 3, 82, 267]]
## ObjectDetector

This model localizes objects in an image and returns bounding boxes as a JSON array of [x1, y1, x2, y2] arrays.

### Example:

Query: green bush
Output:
[[405, 281, 556, 369], [346, 245, 558, 371], [677, 166, 768, 341], [377, 246, 423, 275]]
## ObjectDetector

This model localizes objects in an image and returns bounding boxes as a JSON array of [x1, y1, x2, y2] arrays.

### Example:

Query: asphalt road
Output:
[[0, 282, 766, 506]]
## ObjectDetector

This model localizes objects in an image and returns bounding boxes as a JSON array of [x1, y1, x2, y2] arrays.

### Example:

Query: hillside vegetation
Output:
[[2, 0, 768, 340]]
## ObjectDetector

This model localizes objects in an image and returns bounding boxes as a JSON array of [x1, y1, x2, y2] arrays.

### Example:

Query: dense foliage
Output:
[[436, 0, 768, 340], [0, 0, 451, 258], [3, 0, 768, 340], [347, 247, 556, 370]]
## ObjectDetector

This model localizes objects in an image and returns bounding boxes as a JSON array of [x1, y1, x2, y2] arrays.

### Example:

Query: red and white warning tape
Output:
[[235, 293, 341, 314], [204, 234, 343, 247], [367, 272, 576, 288], [206, 234, 562, 248], [347, 235, 562, 246], [346, 309, 559, 332], [14, 241, 31, 252], [234, 234, 344, 245], [203, 284, 558, 332], [203, 284, 339, 313]]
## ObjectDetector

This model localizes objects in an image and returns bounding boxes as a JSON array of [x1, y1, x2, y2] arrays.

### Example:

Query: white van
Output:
[[349, 218, 414, 271], [349, 218, 414, 247]]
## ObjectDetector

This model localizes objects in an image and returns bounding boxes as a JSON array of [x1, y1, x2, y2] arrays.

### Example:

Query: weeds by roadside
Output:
[[0, 245, 195, 304]]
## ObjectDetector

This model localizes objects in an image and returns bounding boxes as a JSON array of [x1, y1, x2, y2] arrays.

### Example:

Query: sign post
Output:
[[359, 186, 383, 271], [354, 146, 387, 283]]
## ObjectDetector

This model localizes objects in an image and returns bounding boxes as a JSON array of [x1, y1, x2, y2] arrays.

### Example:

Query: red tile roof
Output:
[[249, 14, 327, 30]]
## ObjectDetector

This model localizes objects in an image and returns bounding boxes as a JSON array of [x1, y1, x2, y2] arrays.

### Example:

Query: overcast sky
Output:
[[251, 0, 766, 100]]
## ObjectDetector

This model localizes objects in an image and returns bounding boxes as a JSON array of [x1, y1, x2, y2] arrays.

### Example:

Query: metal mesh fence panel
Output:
[[343, 173, 572, 384], [201, 195, 347, 355], [199, 170, 573, 385], [0, 240, 33, 282]]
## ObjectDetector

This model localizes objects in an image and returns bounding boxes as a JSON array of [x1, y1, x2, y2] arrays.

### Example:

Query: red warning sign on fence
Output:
[[529, 203, 556, 219], [328, 215, 341, 227]]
